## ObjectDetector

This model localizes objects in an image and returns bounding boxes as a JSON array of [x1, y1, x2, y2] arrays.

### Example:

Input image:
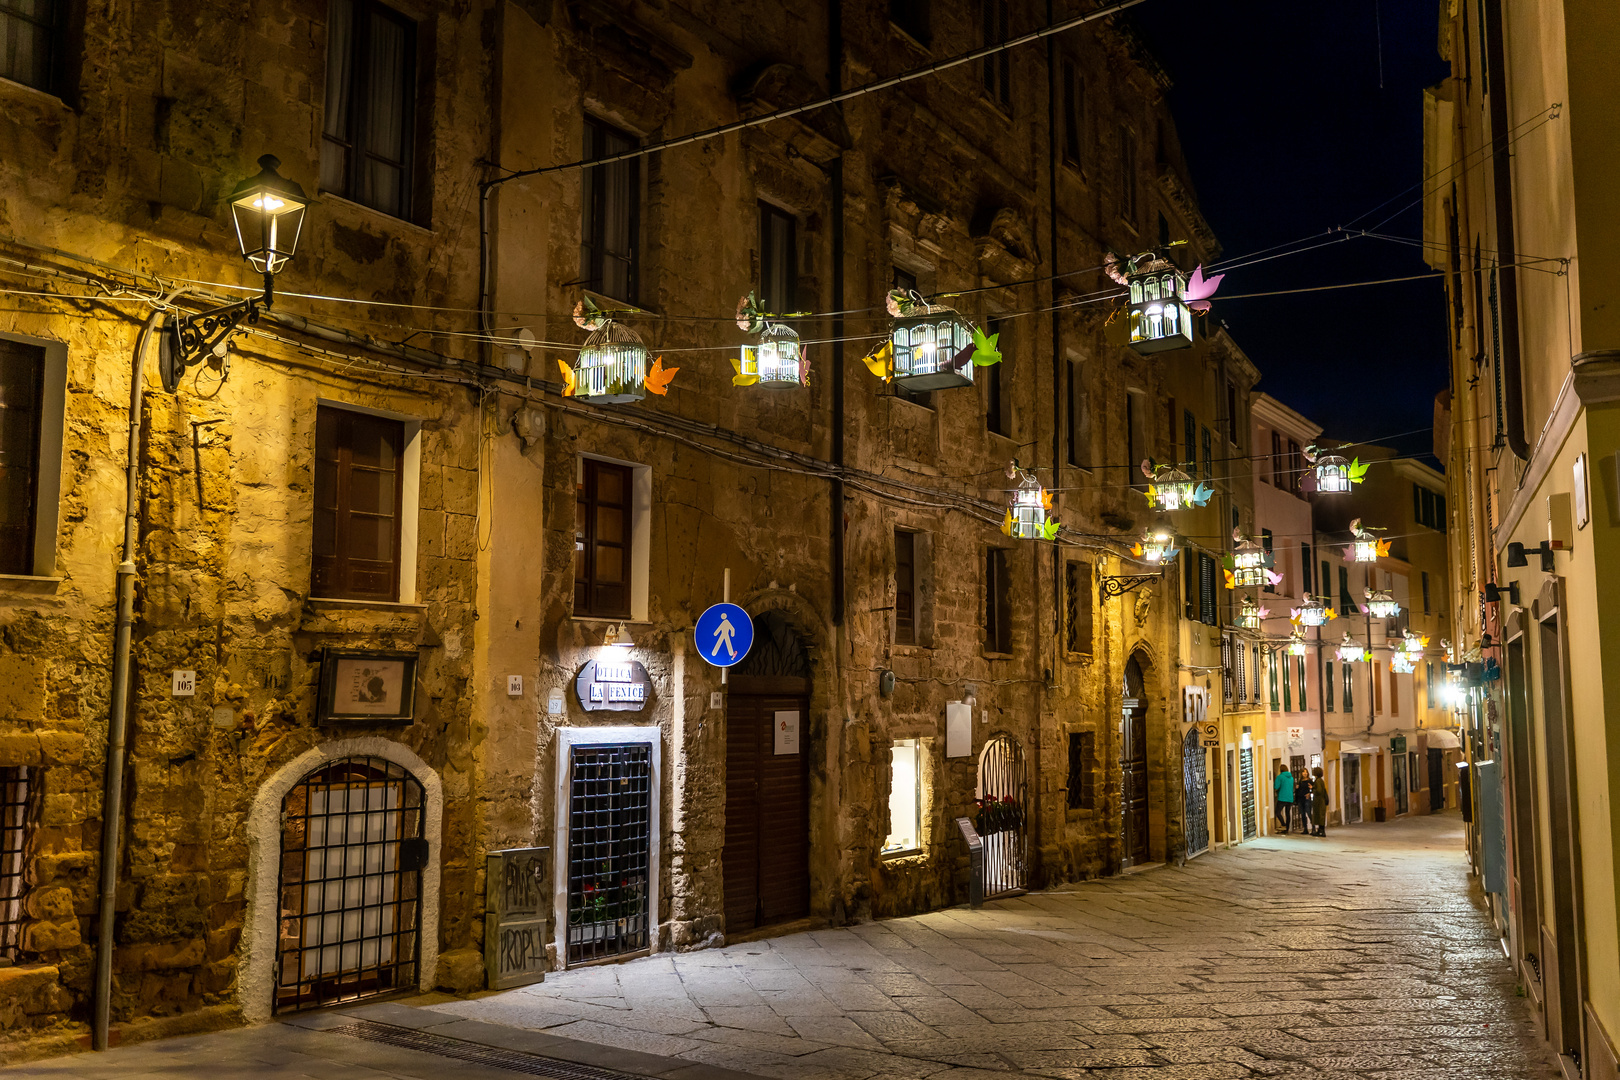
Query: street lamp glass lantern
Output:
[[228, 155, 308, 275]]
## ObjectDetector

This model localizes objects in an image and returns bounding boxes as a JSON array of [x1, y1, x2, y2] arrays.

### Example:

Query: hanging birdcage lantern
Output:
[[1391, 653, 1416, 675], [1347, 518, 1388, 563], [740, 321, 803, 387], [1145, 464, 1199, 511], [1365, 588, 1402, 619], [1234, 595, 1265, 631], [1286, 628, 1308, 656], [1303, 443, 1367, 494], [1124, 260, 1193, 354], [1133, 526, 1178, 564], [888, 294, 980, 391], [1336, 633, 1367, 664], [563, 299, 677, 404], [1293, 595, 1332, 627], [1398, 630, 1428, 667], [1003, 466, 1059, 541], [1228, 533, 1274, 589]]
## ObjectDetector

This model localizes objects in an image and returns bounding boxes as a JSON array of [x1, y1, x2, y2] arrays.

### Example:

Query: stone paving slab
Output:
[[428, 813, 1558, 1080]]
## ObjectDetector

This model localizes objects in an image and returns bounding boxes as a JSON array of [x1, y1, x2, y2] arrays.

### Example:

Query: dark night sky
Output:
[[1130, 0, 1453, 454]]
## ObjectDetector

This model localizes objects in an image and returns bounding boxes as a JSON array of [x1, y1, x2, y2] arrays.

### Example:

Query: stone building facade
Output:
[[1, 0, 1256, 1054]]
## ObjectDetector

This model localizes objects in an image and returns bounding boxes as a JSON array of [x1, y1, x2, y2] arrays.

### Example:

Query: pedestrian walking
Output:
[[1273, 763, 1294, 831], [1311, 766, 1330, 836], [1293, 768, 1313, 833]]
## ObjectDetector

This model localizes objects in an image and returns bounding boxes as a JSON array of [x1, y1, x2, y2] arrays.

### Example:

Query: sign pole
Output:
[[721, 568, 729, 686]]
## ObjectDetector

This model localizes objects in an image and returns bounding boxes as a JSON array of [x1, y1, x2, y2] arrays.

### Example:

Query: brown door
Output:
[[1122, 700, 1149, 865], [723, 692, 810, 934]]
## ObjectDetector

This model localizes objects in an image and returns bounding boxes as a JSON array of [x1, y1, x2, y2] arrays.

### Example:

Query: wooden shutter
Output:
[[312, 406, 404, 601], [894, 530, 915, 645], [574, 459, 632, 617]]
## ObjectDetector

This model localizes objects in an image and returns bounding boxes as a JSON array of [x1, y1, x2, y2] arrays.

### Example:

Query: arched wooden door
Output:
[[1122, 656, 1150, 866], [976, 734, 1028, 896], [723, 612, 811, 934], [275, 756, 427, 1012]]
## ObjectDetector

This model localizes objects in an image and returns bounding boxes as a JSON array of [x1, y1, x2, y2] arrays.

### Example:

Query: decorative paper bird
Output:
[[557, 357, 576, 397], [1179, 264, 1225, 312], [1347, 457, 1370, 484], [1376, 538, 1393, 557], [861, 340, 893, 382], [1265, 569, 1284, 588], [971, 325, 1002, 367], [728, 357, 759, 387], [1001, 508, 1015, 536], [1041, 518, 1061, 541], [1041, 489, 1053, 511], [644, 356, 678, 395], [1190, 481, 1214, 507], [1223, 568, 1236, 590]]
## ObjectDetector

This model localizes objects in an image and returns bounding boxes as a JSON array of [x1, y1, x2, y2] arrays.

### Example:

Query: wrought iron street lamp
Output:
[[159, 155, 309, 392]]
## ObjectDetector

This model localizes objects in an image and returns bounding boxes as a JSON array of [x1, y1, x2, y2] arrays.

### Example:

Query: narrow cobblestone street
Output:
[[2, 813, 1557, 1079], [428, 813, 1557, 1080]]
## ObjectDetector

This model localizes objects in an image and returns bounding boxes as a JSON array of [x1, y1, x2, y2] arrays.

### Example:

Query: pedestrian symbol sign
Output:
[[695, 603, 753, 668]]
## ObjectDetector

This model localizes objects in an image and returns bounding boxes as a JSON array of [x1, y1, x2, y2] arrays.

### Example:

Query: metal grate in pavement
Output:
[[331, 1020, 651, 1080]]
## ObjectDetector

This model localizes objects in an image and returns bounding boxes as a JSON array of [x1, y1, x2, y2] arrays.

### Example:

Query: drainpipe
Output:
[[93, 301, 172, 1049], [1481, 0, 1528, 460]]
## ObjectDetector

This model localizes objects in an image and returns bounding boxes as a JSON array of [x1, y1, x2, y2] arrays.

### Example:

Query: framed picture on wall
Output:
[[317, 648, 420, 724]]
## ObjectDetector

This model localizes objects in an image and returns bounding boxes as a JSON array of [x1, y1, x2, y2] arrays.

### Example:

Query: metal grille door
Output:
[[0, 766, 32, 960], [1182, 729, 1208, 856], [276, 757, 426, 1013], [1239, 748, 1257, 840], [567, 743, 651, 965], [975, 735, 1028, 897]]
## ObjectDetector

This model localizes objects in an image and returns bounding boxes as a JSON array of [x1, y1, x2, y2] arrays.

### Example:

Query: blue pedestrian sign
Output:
[[695, 603, 753, 668]]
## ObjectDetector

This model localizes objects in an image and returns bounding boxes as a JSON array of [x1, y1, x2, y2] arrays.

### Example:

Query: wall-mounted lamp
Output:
[[159, 155, 309, 393], [603, 623, 635, 648], [1505, 541, 1553, 572], [1482, 581, 1520, 605]]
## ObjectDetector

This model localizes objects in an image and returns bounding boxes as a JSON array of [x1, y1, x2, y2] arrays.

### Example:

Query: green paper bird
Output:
[[1347, 457, 1370, 484], [1040, 518, 1061, 541], [971, 325, 1003, 367]]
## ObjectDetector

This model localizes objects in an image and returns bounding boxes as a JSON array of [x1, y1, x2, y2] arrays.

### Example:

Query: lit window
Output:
[[883, 740, 922, 855]]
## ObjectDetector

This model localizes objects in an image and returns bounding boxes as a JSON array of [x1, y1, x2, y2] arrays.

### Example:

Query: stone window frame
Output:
[[0, 330, 67, 582], [0, 765, 37, 960], [982, 545, 1013, 657], [574, 452, 652, 625], [891, 526, 935, 649], [880, 737, 925, 860], [310, 398, 423, 605]]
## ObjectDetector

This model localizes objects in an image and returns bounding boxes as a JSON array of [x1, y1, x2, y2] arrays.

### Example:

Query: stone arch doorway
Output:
[[976, 733, 1029, 896], [1122, 653, 1151, 867], [241, 738, 442, 1023], [723, 611, 812, 935]]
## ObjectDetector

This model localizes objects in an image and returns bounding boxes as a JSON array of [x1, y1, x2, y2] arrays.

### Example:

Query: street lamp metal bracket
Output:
[[1099, 574, 1161, 600], [158, 282, 270, 393]]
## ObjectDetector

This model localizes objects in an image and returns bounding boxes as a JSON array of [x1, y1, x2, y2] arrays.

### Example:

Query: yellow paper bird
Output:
[[1131, 541, 1144, 558], [557, 357, 576, 397], [861, 341, 893, 382], [1222, 568, 1236, 590], [729, 357, 760, 387], [1325, 607, 1339, 622], [645, 356, 679, 396], [1001, 508, 1014, 536]]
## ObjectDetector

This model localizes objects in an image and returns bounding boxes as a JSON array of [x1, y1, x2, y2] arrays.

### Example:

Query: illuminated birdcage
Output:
[[1229, 535, 1274, 589], [575, 319, 649, 403], [890, 302, 977, 390], [1136, 527, 1178, 564], [1397, 631, 1427, 668], [1294, 596, 1330, 627], [1314, 453, 1352, 493], [1149, 466, 1197, 511], [1127, 263, 1193, 354], [1391, 653, 1416, 675], [1365, 589, 1402, 619], [1287, 629, 1307, 657], [740, 321, 803, 387], [1336, 633, 1367, 664], [1234, 596, 1264, 631], [1009, 473, 1046, 540]]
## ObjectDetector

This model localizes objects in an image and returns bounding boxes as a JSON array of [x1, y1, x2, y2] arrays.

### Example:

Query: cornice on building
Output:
[[1252, 393, 1323, 444]]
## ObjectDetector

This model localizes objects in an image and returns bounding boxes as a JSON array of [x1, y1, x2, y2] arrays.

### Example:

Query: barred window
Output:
[[0, 766, 34, 960], [1066, 731, 1095, 810], [1065, 559, 1092, 655], [1236, 640, 1248, 703]]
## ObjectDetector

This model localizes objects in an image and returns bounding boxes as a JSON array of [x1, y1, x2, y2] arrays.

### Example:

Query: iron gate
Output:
[[1182, 728, 1208, 856], [276, 756, 426, 1013], [1239, 747, 1257, 840], [566, 743, 651, 964], [975, 734, 1028, 897]]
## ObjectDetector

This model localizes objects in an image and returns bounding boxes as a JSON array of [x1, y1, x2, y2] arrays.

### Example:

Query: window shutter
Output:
[[1326, 660, 1335, 711]]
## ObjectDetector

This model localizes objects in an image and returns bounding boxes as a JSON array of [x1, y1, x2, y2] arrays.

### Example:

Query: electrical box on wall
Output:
[[1547, 491, 1573, 551]]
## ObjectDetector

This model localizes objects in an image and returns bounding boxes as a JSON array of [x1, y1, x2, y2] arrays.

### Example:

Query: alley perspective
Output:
[[1, 817, 1560, 1080]]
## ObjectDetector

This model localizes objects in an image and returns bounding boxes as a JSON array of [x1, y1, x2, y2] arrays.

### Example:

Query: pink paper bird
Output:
[[1265, 569, 1284, 587], [1180, 265, 1225, 312]]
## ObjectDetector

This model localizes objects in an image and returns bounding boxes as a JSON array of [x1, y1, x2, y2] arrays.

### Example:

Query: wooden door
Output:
[[723, 692, 810, 934], [1122, 701, 1149, 864], [1344, 756, 1361, 822]]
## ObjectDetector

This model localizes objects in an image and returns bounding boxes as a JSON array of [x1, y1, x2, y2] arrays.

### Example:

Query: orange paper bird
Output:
[[557, 358, 576, 397], [645, 356, 678, 395], [1376, 538, 1393, 558], [1041, 489, 1053, 511], [1222, 568, 1236, 590]]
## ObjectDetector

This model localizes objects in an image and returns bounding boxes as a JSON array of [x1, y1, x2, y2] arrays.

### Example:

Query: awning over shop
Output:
[[1338, 740, 1378, 754], [1423, 729, 1462, 749]]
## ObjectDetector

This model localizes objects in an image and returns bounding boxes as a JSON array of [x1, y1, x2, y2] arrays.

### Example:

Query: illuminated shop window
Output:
[[883, 740, 922, 856]]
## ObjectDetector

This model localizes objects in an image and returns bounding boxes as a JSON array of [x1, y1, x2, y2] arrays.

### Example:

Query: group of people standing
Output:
[[1274, 763, 1329, 836]]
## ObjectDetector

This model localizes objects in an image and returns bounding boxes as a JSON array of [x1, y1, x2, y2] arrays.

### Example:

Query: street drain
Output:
[[332, 1020, 652, 1080]]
